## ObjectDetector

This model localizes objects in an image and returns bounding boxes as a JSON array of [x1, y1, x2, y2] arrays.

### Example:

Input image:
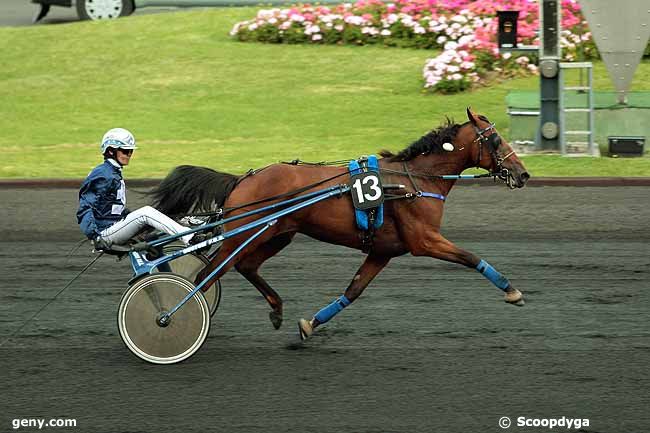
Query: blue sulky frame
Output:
[[125, 183, 351, 325]]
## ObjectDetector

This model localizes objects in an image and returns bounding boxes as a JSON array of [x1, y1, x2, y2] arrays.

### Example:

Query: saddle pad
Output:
[[348, 155, 384, 231]]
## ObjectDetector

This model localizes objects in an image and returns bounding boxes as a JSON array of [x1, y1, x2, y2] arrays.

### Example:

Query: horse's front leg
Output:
[[298, 253, 391, 340], [411, 233, 524, 306]]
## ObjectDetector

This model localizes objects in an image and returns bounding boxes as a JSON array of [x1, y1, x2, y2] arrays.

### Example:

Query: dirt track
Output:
[[1, 185, 649, 433]]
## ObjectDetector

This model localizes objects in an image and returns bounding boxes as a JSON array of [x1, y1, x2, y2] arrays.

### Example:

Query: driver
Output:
[[77, 128, 196, 250]]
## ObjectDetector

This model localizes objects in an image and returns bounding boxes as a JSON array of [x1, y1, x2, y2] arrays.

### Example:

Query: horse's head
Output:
[[460, 108, 530, 188]]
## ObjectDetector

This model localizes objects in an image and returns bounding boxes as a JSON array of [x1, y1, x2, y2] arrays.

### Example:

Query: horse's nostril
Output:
[[520, 172, 530, 182]]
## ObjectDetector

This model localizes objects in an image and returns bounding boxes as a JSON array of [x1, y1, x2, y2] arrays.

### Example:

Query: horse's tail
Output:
[[149, 165, 239, 217]]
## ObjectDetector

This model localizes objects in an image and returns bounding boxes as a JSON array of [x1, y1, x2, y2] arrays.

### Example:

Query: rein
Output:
[[175, 123, 517, 219], [225, 170, 350, 214], [183, 168, 352, 218], [227, 157, 505, 213], [378, 166, 496, 181]]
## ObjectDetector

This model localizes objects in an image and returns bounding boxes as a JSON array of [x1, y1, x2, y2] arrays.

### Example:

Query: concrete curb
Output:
[[1, 177, 650, 189]]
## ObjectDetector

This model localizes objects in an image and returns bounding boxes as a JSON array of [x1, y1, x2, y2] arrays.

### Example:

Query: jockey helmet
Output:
[[101, 128, 137, 154]]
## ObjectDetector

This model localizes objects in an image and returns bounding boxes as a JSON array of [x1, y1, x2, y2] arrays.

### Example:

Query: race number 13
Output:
[[350, 172, 384, 210]]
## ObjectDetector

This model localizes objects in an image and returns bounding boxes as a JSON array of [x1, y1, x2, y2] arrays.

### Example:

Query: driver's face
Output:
[[116, 148, 133, 166]]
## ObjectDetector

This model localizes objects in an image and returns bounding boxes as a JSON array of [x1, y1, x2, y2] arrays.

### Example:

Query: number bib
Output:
[[350, 171, 384, 210]]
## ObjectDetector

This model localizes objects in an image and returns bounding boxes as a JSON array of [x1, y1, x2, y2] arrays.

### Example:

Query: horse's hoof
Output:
[[504, 289, 525, 306], [298, 318, 313, 341], [269, 310, 283, 330]]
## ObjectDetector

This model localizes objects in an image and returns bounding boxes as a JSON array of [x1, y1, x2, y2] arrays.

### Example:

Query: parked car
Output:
[[32, 0, 134, 22], [31, 0, 318, 22]]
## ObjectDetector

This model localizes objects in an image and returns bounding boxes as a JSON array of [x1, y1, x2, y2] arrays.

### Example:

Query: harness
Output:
[[472, 122, 516, 188], [401, 161, 446, 202], [348, 156, 384, 252], [349, 156, 384, 230], [176, 122, 516, 253]]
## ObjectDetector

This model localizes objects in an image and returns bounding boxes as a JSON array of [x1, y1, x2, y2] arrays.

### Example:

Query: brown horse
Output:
[[150, 108, 530, 340]]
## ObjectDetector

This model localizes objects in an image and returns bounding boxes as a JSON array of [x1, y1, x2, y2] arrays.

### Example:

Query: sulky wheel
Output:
[[76, 0, 134, 21], [157, 243, 221, 317], [118, 273, 210, 365]]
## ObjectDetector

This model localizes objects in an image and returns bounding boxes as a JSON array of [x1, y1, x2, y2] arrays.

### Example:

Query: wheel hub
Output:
[[156, 311, 171, 327], [84, 0, 123, 20]]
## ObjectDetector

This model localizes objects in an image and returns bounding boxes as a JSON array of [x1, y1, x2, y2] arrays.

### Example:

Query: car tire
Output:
[[76, 0, 135, 21]]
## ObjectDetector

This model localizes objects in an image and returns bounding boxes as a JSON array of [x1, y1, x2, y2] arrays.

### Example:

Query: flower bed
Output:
[[229, 0, 613, 93]]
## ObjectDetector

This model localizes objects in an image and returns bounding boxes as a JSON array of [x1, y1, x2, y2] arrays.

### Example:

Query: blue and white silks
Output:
[[314, 295, 352, 324], [476, 259, 510, 291]]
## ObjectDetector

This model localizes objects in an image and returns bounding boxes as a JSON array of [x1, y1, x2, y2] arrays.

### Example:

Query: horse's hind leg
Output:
[[236, 232, 295, 330], [299, 253, 391, 340]]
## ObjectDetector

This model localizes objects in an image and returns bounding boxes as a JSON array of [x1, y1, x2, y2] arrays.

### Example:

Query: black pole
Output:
[[538, 0, 561, 151]]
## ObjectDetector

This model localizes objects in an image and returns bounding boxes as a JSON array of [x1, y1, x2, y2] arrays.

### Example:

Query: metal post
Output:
[[538, 0, 562, 151], [588, 65, 595, 155], [558, 64, 566, 154]]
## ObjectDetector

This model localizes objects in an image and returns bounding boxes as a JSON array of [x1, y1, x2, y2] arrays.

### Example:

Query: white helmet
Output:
[[101, 128, 137, 154]]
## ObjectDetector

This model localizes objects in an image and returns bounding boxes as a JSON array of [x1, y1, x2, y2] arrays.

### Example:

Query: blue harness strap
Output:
[[348, 159, 369, 230], [348, 156, 384, 230], [367, 156, 384, 228], [419, 192, 446, 201]]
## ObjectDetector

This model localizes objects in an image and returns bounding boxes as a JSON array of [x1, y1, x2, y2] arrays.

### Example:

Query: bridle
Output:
[[471, 122, 517, 189]]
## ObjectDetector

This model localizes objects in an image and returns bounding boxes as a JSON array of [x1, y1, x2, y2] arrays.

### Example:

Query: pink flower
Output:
[[230, 0, 592, 94]]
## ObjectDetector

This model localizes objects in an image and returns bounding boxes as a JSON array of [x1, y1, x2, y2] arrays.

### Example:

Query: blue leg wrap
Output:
[[476, 259, 510, 291], [314, 295, 351, 324]]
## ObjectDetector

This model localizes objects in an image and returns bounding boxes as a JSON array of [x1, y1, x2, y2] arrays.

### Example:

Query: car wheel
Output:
[[76, 0, 134, 21]]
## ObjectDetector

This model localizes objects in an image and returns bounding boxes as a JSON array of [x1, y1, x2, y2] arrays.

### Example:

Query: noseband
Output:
[[472, 122, 516, 188]]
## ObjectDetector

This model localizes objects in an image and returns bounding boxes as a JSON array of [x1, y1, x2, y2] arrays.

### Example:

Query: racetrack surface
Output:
[[1, 185, 649, 432]]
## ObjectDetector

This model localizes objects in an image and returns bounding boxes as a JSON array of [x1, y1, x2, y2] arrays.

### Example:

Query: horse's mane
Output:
[[149, 165, 239, 216], [379, 118, 463, 161]]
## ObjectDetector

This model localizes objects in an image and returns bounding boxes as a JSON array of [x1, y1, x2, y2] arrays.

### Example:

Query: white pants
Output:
[[100, 206, 193, 245]]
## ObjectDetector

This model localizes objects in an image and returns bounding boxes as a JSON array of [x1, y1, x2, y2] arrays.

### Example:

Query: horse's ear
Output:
[[466, 107, 478, 125]]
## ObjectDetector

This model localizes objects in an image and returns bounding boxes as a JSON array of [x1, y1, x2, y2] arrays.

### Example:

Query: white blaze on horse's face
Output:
[[442, 142, 455, 152]]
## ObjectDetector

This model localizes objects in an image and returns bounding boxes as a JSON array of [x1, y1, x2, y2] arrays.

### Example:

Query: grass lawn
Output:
[[1, 7, 649, 178]]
